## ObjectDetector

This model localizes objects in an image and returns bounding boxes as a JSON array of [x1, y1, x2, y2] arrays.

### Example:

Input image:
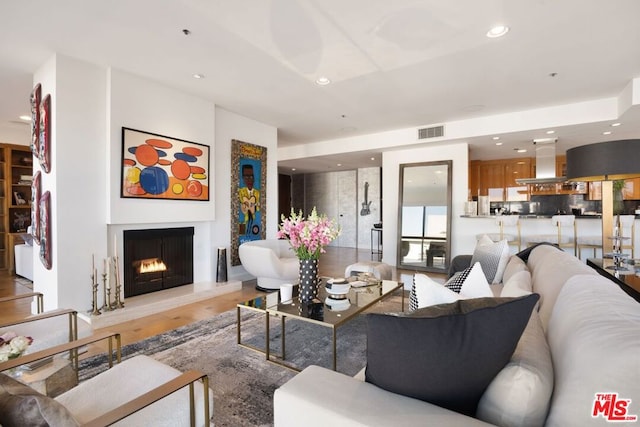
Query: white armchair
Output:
[[238, 239, 299, 290]]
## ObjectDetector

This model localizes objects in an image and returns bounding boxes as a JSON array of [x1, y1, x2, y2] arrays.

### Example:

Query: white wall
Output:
[[31, 55, 278, 311], [107, 69, 216, 225], [382, 143, 473, 266], [32, 54, 108, 310], [213, 107, 278, 280]]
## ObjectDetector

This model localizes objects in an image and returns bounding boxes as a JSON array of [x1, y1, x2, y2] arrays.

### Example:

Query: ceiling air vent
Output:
[[418, 125, 444, 140]]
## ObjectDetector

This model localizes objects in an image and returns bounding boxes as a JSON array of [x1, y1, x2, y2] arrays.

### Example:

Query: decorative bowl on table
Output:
[[325, 278, 351, 299], [324, 296, 350, 311]]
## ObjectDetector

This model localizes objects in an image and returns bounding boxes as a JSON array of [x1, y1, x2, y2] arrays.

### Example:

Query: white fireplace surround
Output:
[[78, 279, 242, 329]]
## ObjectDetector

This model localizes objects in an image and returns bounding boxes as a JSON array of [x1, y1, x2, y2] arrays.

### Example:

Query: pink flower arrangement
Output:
[[0, 331, 33, 362], [277, 207, 341, 260]]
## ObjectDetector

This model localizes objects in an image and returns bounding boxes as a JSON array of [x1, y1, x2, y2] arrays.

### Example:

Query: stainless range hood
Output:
[[515, 138, 567, 185]]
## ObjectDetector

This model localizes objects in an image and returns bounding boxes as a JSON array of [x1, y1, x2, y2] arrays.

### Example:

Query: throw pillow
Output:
[[501, 255, 527, 284], [365, 293, 540, 417], [444, 262, 493, 298], [500, 270, 533, 298], [410, 274, 461, 311], [471, 235, 510, 284], [476, 310, 554, 427], [0, 373, 80, 426]]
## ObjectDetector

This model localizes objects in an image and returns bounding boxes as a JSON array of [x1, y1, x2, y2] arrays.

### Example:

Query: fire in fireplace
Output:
[[123, 227, 194, 297], [136, 258, 167, 274]]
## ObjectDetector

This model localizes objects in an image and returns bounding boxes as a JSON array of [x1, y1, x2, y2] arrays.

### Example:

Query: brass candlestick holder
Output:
[[112, 256, 125, 309], [89, 272, 101, 316], [101, 272, 111, 312]]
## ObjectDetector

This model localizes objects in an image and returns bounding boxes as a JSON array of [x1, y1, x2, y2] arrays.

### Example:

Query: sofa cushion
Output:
[[365, 294, 539, 417], [526, 244, 597, 331], [545, 275, 640, 427], [471, 235, 510, 284], [476, 310, 553, 427], [500, 270, 533, 298], [501, 255, 528, 284], [444, 262, 493, 297], [0, 373, 79, 426]]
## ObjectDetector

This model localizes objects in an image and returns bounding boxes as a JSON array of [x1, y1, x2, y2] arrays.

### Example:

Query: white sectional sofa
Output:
[[274, 245, 640, 426]]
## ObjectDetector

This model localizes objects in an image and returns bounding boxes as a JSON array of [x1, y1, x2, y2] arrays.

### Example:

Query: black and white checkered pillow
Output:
[[409, 278, 420, 311], [443, 262, 493, 298], [444, 268, 472, 293]]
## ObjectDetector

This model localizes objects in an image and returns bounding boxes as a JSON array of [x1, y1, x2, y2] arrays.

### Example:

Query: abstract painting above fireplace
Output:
[[123, 227, 194, 297]]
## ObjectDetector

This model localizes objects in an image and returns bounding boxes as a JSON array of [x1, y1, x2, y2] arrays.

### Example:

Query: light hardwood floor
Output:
[[0, 247, 442, 358]]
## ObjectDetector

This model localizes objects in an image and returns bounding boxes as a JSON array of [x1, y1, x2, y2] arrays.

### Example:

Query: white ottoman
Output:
[[344, 261, 392, 280]]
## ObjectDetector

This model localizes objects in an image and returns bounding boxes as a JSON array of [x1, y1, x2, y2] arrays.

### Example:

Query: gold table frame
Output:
[[236, 280, 404, 372], [237, 280, 404, 371]]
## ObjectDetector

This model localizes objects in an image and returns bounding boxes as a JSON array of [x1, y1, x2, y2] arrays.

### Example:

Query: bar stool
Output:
[[576, 231, 602, 260], [619, 215, 636, 258], [476, 215, 521, 251], [577, 215, 636, 260], [526, 215, 576, 255]]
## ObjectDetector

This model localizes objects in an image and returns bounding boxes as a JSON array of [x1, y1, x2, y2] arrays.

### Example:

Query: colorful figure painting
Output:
[[230, 140, 266, 266], [121, 128, 210, 201]]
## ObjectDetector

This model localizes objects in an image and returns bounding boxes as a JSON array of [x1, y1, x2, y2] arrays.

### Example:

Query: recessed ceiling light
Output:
[[291, 168, 296, 171], [486, 25, 509, 38], [546, 130, 555, 134], [336, 163, 342, 167], [495, 142, 503, 146], [611, 122, 621, 127], [193, 73, 205, 79], [19, 115, 30, 121], [370, 157, 375, 161], [316, 76, 331, 86], [516, 149, 527, 153], [492, 136, 500, 140], [603, 131, 612, 135]]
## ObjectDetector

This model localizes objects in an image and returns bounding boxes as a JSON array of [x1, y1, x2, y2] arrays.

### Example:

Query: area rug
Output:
[[78, 296, 403, 427]]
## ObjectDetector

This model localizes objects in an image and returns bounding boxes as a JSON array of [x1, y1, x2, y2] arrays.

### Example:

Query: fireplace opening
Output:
[[123, 227, 194, 298]]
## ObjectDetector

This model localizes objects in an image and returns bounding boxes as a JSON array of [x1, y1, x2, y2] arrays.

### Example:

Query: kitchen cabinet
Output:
[[468, 160, 480, 199], [586, 179, 640, 201], [468, 157, 532, 201], [556, 155, 567, 177], [623, 178, 640, 200], [479, 161, 506, 201]]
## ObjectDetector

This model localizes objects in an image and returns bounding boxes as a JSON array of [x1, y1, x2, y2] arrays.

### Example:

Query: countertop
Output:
[[460, 214, 607, 219], [461, 214, 640, 219]]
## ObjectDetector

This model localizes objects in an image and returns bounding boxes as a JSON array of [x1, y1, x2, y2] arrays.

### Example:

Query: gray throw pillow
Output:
[[0, 373, 79, 427], [365, 294, 540, 417]]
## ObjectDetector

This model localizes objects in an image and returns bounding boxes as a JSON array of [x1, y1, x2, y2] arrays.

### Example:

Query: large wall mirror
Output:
[[397, 160, 452, 273]]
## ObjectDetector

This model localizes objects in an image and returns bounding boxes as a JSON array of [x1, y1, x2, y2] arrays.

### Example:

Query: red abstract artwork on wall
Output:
[[121, 128, 210, 201]]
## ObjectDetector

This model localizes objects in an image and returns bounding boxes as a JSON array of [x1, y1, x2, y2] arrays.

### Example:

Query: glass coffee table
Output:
[[236, 292, 280, 355], [238, 279, 404, 372]]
